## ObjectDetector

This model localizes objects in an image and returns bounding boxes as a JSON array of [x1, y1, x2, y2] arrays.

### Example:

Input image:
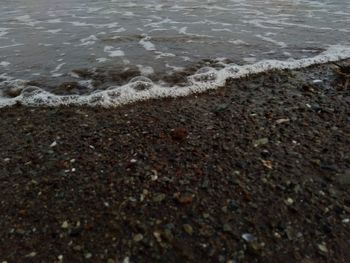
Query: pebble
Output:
[[342, 218, 349, 224], [153, 231, 162, 242], [123, 257, 130, 263], [153, 193, 166, 202], [261, 159, 273, 169], [26, 252, 37, 258], [163, 229, 173, 241], [228, 200, 239, 211], [183, 224, 193, 235], [276, 118, 290, 124], [61, 221, 69, 229], [73, 245, 82, 251], [223, 224, 232, 233], [285, 198, 294, 205], [242, 233, 257, 242], [171, 127, 188, 141], [317, 244, 328, 254], [253, 138, 269, 147], [273, 232, 281, 238], [175, 193, 193, 204], [50, 141, 57, 147], [84, 252, 92, 259], [133, 233, 143, 242], [338, 171, 350, 185]]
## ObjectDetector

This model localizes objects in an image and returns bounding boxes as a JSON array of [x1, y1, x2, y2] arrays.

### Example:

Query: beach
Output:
[[0, 60, 349, 262]]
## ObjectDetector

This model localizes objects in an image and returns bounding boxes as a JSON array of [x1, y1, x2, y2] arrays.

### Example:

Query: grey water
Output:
[[0, 0, 349, 94]]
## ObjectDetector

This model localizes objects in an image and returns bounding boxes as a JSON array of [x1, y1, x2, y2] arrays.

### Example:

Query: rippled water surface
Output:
[[0, 0, 349, 106]]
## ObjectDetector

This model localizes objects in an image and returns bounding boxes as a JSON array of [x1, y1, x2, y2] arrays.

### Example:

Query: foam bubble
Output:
[[139, 36, 156, 51], [104, 46, 125, 57], [129, 76, 154, 91], [191, 67, 218, 82]]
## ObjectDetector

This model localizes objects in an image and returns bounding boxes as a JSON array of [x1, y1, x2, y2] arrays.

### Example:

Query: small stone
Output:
[[61, 221, 69, 229], [203, 213, 210, 219], [151, 174, 158, 181], [276, 118, 290, 124], [50, 141, 57, 147], [248, 242, 262, 253], [122, 257, 130, 263], [171, 127, 188, 141], [317, 244, 328, 254], [223, 224, 232, 233], [183, 224, 193, 235], [58, 255, 63, 261], [153, 231, 162, 242], [228, 200, 239, 211], [242, 233, 257, 242], [26, 252, 37, 258], [273, 232, 281, 238], [165, 223, 175, 230], [133, 233, 143, 242], [214, 103, 230, 113], [218, 255, 225, 262], [338, 170, 350, 185], [73, 245, 82, 251], [84, 252, 92, 259], [253, 138, 269, 147], [285, 198, 294, 205], [163, 229, 173, 241], [153, 193, 166, 202], [261, 159, 273, 169], [175, 193, 193, 204], [342, 218, 349, 224]]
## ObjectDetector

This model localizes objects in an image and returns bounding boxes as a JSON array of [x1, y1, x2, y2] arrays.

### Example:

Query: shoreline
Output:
[[0, 60, 350, 262], [1, 46, 350, 108]]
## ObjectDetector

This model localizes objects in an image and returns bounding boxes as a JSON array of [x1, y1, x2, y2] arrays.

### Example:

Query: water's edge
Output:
[[1, 45, 350, 108]]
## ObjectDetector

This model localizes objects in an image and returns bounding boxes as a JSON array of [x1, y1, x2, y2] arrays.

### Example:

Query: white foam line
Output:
[[256, 34, 287, 48], [0, 43, 24, 49], [51, 63, 65, 73], [1, 45, 350, 108]]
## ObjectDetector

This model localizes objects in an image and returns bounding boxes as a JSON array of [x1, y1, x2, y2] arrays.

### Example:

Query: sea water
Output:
[[0, 0, 349, 107]]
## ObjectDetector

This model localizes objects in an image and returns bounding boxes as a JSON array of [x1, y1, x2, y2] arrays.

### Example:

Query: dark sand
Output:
[[0, 61, 350, 262]]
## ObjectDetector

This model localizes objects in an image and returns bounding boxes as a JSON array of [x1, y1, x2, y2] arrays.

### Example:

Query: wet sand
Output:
[[0, 61, 350, 262]]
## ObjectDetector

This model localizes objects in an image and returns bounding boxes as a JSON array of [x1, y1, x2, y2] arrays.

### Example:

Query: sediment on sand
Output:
[[0, 60, 349, 262]]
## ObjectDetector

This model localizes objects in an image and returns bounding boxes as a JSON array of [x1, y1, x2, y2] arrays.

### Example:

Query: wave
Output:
[[1, 45, 350, 108]]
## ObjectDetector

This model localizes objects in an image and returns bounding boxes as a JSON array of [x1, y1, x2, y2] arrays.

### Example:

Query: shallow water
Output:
[[0, 0, 349, 106]]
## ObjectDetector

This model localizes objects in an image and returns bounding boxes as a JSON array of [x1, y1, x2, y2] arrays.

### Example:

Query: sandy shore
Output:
[[0, 61, 349, 262]]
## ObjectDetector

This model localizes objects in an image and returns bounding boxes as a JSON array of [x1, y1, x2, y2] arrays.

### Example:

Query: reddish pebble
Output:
[[171, 127, 188, 141]]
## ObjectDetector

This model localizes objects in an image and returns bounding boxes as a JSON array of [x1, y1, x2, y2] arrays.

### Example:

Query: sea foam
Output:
[[0, 45, 349, 108]]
